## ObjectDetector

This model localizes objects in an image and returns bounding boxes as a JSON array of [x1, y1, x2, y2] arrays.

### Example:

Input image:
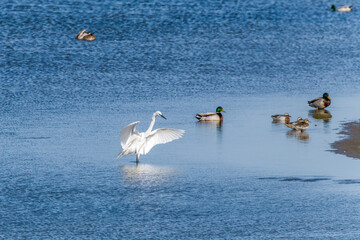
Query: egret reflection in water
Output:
[[121, 164, 176, 184]]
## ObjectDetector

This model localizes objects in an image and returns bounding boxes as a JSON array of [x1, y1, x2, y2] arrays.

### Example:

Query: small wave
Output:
[[281, 177, 331, 182], [0, 132, 16, 136], [258, 177, 281, 180], [259, 176, 331, 182], [19, 136, 51, 140], [335, 179, 360, 184]]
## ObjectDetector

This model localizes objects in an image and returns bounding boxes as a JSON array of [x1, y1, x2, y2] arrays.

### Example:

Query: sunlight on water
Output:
[[121, 164, 177, 185]]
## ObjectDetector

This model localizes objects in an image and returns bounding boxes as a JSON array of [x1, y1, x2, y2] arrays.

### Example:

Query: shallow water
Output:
[[2, 0, 360, 239]]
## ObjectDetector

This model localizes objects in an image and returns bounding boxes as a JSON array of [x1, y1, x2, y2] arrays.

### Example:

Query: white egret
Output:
[[118, 111, 185, 164]]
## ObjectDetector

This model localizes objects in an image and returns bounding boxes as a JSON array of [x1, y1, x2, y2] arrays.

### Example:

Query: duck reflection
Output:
[[196, 120, 223, 139], [272, 119, 286, 124], [121, 164, 175, 185], [286, 130, 309, 143], [309, 109, 332, 121], [196, 121, 222, 142], [196, 120, 222, 129]]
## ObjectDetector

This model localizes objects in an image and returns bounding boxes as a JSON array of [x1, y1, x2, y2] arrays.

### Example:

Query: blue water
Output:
[[2, 0, 360, 238]]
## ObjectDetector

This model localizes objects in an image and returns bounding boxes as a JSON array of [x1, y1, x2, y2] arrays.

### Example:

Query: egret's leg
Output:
[[136, 154, 140, 164]]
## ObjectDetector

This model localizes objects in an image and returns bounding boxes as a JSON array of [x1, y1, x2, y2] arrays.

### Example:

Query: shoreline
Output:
[[331, 121, 360, 159]]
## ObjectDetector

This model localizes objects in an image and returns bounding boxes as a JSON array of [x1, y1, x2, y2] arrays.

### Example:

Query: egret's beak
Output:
[[221, 109, 226, 112], [160, 114, 167, 119]]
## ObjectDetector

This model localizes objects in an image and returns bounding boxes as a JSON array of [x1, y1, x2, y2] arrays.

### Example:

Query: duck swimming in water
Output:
[[287, 119, 310, 131], [308, 93, 331, 110], [271, 113, 291, 123], [75, 29, 96, 41], [285, 117, 303, 129], [195, 106, 226, 121], [330, 5, 353, 12]]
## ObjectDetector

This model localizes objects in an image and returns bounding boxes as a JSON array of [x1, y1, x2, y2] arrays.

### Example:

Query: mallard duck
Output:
[[287, 119, 310, 131], [195, 106, 226, 121], [308, 93, 331, 109], [330, 5, 354, 12], [75, 29, 96, 41], [271, 113, 291, 123], [330, 5, 353, 12]]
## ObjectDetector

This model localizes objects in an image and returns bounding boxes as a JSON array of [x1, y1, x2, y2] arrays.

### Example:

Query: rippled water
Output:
[[2, 0, 360, 238]]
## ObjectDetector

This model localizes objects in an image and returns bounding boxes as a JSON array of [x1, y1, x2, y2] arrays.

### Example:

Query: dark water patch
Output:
[[301, 178, 332, 182], [280, 177, 305, 182], [0, 131, 16, 136], [19, 137, 51, 140], [259, 177, 331, 182], [335, 179, 360, 185], [280, 177, 331, 182], [258, 177, 281, 180], [330, 121, 360, 159]]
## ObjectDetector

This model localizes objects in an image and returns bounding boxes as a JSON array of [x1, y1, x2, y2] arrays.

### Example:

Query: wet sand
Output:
[[331, 121, 360, 159]]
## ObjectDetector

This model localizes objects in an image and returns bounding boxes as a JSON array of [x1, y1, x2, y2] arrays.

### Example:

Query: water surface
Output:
[[2, 0, 360, 238]]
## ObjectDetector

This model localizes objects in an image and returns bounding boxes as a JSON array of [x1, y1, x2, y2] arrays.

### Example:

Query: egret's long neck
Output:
[[146, 114, 156, 134]]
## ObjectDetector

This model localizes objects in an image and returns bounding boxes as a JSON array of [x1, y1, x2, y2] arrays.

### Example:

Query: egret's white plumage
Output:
[[118, 111, 184, 163]]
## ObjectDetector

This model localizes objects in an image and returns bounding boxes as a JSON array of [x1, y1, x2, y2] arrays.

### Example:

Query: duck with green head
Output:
[[196, 106, 226, 121], [330, 5, 353, 12], [308, 93, 331, 110]]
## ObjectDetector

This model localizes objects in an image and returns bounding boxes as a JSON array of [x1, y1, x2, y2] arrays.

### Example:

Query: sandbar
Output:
[[331, 121, 360, 159]]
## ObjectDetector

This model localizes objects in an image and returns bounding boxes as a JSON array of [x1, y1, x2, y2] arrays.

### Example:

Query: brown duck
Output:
[[75, 29, 96, 41]]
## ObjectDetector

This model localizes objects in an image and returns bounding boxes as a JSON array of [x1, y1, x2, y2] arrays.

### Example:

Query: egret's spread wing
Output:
[[141, 128, 184, 155], [120, 121, 140, 148]]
